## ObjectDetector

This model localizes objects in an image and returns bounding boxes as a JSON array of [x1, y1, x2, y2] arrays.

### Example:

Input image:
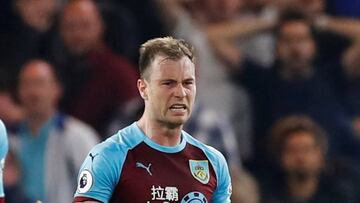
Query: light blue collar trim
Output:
[[132, 122, 187, 153]]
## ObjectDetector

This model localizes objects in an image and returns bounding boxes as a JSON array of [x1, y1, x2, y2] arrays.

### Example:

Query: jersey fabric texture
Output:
[[74, 122, 232, 203], [0, 120, 9, 203]]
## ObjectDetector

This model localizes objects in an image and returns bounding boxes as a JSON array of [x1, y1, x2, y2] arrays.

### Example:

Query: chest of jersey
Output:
[[110, 142, 217, 203]]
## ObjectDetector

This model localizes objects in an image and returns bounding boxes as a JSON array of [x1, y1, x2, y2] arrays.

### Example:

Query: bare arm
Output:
[[206, 17, 276, 66], [315, 16, 360, 41], [206, 17, 276, 40], [155, 0, 188, 31]]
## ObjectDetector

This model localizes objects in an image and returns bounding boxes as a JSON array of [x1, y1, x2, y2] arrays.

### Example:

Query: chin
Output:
[[165, 118, 188, 129]]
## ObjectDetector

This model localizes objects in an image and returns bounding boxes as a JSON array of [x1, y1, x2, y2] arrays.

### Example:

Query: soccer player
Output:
[[73, 37, 232, 203], [0, 120, 8, 203]]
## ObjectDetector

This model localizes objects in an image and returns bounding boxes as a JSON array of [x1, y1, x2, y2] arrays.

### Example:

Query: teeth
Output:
[[170, 105, 186, 109]]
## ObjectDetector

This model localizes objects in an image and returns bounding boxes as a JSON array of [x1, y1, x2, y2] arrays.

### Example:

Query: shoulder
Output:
[[62, 115, 98, 137], [53, 114, 99, 147], [92, 48, 136, 72], [0, 120, 8, 159], [0, 120, 6, 139], [89, 122, 145, 160], [184, 132, 228, 167], [74, 123, 146, 200]]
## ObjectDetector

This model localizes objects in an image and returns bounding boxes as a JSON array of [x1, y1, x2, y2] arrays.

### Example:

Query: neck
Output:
[[26, 110, 55, 136], [137, 116, 182, 147], [287, 174, 319, 200]]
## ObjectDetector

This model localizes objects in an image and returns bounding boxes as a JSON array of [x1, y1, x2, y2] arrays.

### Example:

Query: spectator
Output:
[[50, 0, 140, 135], [260, 115, 360, 203], [233, 10, 359, 169], [9, 60, 99, 203], [0, 0, 62, 89], [206, 0, 360, 68], [156, 0, 253, 161], [338, 43, 360, 137]]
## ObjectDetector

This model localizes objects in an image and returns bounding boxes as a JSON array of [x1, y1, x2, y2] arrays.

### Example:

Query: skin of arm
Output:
[[315, 16, 360, 41], [206, 17, 276, 67]]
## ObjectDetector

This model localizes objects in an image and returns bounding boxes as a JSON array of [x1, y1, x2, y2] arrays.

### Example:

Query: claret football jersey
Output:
[[74, 122, 231, 203]]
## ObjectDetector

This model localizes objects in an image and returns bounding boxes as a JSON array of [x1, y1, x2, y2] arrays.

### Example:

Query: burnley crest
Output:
[[189, 160, 210, 184]]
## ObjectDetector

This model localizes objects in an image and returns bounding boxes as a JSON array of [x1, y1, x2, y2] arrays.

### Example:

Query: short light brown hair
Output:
[[269, 115, 328, 158], [139, 36, 195, 80]]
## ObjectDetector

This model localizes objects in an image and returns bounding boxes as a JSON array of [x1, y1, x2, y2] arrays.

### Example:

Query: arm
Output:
[[73, 142, 122, 203], [206, 17, 276, 67], [0, 121, 8, 202], [315, 16, 360, 41], [74, 201, 101, 203], [210, 149, 232, 203], [154, 0, 188, 31]]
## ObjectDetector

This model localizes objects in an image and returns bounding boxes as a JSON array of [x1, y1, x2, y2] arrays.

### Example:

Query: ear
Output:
[[137, 79, 148, 100]]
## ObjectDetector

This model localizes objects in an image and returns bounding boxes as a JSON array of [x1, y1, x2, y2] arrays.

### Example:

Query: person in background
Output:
[[0, 0, 63, 90], [261, 115, 360, 203], [10, 59, 99, 203], [50, 0, 140, 135]]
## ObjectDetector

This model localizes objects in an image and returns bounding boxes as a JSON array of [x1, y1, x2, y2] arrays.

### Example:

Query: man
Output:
[[52, 0, 139, 135], [10, 60, 99, 203], [261, 115, 360, 203], [73, 37, 232, 203], [235, 10, 359, 170], [0, 0, 62, 90], [0, 120, 8, 203]]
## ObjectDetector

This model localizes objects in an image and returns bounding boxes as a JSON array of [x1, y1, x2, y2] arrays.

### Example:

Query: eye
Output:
[[183, 80, 194, 86], [161, 80, 176, 87]]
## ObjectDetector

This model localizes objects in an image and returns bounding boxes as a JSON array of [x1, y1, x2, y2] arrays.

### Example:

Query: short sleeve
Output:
[[73, 142, 123, 203], [208, 147, 232, 203], [0, 120, 9, 198]]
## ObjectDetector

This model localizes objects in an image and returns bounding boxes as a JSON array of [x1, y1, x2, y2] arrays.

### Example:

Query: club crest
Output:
[[189, 160, 209, 184]]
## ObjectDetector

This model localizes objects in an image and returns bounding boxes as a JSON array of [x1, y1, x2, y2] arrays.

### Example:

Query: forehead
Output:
[[62, 1, 99, 21], [280, 21, 311, 37], [284, 132, 316, 146], [148, 55, 195, 79], [21, 62, 55, 81]]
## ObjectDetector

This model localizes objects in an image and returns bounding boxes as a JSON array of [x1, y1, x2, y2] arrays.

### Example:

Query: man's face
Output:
[[277, 21, 316, 75], [138, 55, 196, 128], [281, 132, 324, 179], [15, 0, 58, 31], [19, 62, 61, 117], [60, 0, 104, 56]]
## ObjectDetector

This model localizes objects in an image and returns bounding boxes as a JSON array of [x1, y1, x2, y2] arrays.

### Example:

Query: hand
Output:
[[0, 92, 24, 124], [353, 117, 360, 138]]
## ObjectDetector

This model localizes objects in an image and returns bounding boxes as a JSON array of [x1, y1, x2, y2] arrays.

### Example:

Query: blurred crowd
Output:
[[0, 0, 360, 202]]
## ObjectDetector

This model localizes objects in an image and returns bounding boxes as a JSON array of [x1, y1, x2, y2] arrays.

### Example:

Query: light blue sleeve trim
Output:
[[0, 120, 8, 197], [184, 131, 232, 202], [74, 123, 145, 202], [0, 120, 8, 159]]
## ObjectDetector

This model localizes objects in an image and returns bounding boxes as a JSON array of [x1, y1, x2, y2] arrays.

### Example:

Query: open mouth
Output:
[[169, 104, 187, 112]]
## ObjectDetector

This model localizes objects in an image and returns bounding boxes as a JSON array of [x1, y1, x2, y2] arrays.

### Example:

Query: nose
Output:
[[174, 84, 186, 98]]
